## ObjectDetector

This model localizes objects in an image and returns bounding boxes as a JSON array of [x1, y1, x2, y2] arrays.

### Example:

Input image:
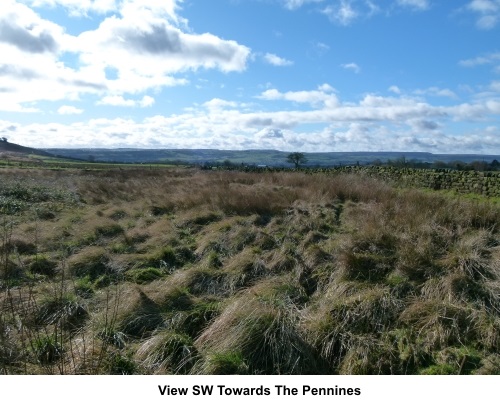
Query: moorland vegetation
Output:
[[1, 165, 499, 374]]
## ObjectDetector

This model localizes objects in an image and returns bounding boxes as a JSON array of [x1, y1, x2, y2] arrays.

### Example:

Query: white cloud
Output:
[[75, 11, 250, 75], [459, 52, 500, 73], [258, 85, 339, 108], [322, 0, 358, 25], [318, 83, 336, 92], [4, 84, 500, 153], [281, 0, 325, 10], [282, 0, 432, 25], [466, 0, 500, 29], [414, 87, 458, 99], [97, 95, 155, 107], [396, 0, 430, 10], [264, 53, 293, 66], [24, 0, 119, 16], [203, 98, 238, 111], [320, 0, 381, 25], [341, 62, 361, 73], [98, 95, 136, 107], [0, 0, 251, 111], [57, 105, 83, 114], [140, 95, 155, 107], [388, 85, 402, 94]]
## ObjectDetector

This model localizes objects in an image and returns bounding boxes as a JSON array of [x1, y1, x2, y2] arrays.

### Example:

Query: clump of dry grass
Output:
[[194, 278, 322, 374], [136, 330, 197, 374], [304, 284, 405, 372]]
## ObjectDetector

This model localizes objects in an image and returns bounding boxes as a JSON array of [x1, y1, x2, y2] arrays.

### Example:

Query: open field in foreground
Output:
[[1, 167, 499, 374]]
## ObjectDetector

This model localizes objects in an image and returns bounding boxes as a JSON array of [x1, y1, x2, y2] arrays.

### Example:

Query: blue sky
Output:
[[0, 0, 499, 153]]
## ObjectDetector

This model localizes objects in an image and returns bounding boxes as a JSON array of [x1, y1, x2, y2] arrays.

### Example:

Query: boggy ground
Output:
[[1, 167, 499, 374]]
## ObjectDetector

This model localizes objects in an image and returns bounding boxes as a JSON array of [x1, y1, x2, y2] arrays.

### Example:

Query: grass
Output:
[[1, 165, 499, 374]]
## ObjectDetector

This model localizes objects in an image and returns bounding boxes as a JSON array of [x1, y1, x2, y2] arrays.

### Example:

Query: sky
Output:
[[0, 0, 499, 153]]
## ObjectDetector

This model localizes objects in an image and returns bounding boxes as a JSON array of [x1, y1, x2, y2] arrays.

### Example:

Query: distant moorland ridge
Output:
[[45, 146, 500, 167]]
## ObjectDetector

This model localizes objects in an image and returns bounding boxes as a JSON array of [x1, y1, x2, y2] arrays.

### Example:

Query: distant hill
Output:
[[44, 147, 500, 167], [2, 139, 498, 167], [0, 139, 53, 158]]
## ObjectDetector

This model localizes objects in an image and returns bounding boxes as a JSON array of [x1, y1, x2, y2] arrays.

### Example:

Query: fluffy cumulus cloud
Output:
[[0, 0, 250, 111], [75, 7, 250, 79], [4, 81, 500, 153]]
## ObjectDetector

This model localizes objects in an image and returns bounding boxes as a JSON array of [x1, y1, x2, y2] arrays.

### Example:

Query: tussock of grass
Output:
[[116, 289, 164, 338], [27, 255, 57, 276], [136, 331, 197, 374], [35, 293, 88, 330], [67, 247, 110, 280], [194, 279, 323, 374], [193, 351, 249, 375], [306, 285, 405, 372]]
